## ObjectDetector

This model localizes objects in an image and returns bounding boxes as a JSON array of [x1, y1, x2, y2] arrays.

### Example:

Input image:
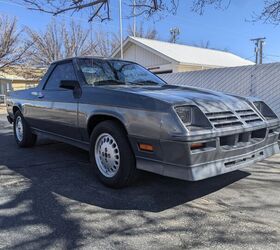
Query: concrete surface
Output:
[[0, 105, 6, 115], [0, 114, 280, 249]]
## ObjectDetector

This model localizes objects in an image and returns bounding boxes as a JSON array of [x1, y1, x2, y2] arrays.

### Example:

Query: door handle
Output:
[[37, 93, 44, 98], [31, 91, 44, 98]]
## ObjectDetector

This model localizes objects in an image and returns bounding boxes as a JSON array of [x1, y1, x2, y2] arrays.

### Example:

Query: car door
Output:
[[36, 61, 81, 140]]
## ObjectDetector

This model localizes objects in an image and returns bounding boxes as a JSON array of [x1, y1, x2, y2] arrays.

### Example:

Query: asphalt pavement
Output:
[[0, 114, 280, 249]]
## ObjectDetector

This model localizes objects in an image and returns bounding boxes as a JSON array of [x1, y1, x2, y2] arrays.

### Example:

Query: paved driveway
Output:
[[0, 114, 280, 249]]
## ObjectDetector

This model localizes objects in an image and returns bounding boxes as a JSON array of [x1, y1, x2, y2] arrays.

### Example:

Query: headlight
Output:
[[175, 106, 192, 125], [174, 105, 212, 129], [253, 101, 277, 120]]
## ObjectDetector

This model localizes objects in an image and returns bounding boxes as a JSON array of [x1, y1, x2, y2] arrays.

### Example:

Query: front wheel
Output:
[[13, 111, 37, 147], [90, 120, 137, 188]]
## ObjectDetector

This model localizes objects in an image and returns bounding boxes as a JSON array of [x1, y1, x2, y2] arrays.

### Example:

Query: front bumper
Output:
[[134, 125, 280, 181], [137, 142, 279, 181]]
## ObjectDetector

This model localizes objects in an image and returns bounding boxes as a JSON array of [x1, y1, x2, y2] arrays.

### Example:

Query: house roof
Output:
[[112, 36, 254, 68]]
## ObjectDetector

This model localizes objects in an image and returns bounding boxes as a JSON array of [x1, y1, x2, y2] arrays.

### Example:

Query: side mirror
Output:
[[59, 80, 79, 90]]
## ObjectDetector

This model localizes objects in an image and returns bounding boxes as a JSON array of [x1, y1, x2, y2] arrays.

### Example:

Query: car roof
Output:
[[51, 56, 134, 65]]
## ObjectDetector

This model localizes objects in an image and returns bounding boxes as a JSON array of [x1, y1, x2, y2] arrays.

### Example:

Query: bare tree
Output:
[[192, 40, 229, 52], [127, 22, 158, 39], [128, 0, 179, 18], [21, 0, 110, 22], [191, 0, 231, 15], [192, 0, 280, 24], [26, 19, 96, 66], [256, 0, 280, 24], [20, 0, 178, 22], [0, 15, 32, 70], [93, 31, 120, 57], [193, 40, 211, 48], [93, 23, 158, 57], [19, 0, 280, 25]]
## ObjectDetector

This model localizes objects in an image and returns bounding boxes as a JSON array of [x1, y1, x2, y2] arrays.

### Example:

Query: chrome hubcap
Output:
[[15, 116, 23, 141], [94, 133, 120, 178]]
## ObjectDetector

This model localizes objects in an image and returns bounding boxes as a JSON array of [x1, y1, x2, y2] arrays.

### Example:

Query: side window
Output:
[[80, 60, 115, 85], [44, 62, 77, 90]]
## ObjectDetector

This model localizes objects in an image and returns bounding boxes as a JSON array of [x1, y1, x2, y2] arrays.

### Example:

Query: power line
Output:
[[266, 54, 280, 58], [244, 55, 255, 60]]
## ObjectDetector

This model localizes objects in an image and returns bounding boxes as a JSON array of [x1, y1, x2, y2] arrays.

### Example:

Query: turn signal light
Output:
[[190, 143, 205, 150], [139, 143, 154, 152]]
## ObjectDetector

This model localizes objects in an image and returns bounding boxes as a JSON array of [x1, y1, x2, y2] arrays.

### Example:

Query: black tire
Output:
[[90, 120, 137, 188], [13, 111, 37, 147]]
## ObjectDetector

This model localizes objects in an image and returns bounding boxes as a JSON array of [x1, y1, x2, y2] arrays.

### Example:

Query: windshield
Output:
[[78, 59, 166, 86]]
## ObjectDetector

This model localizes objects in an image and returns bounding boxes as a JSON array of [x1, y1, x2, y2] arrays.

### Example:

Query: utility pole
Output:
[[251, 37, 266, 64], [253, 40, 259, 64], [119, 0, 123, 59], [133, 0, 136, 37], [259, 39, 265, 64], [170, 27, 180, 43]]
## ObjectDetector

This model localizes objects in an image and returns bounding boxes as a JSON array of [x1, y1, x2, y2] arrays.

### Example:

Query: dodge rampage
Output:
[[6, 57, 280, 187]]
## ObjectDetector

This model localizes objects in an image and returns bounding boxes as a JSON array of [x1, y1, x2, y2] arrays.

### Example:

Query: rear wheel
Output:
[[90, 120, 137, 188], [13, 111, 37, 147]]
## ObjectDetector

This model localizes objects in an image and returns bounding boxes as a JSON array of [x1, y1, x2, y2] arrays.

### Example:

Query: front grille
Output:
[[236, 109, 263, 124], [219, 128, 266, 150], [205, 111, 243, 128], [205, 108, 263, 129]]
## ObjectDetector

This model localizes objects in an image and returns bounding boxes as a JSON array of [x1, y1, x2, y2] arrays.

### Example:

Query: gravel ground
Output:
[[0, 114, 280, 249]]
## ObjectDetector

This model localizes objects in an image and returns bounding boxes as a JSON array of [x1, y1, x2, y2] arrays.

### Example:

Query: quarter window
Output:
[[44, 62, 77, 90]]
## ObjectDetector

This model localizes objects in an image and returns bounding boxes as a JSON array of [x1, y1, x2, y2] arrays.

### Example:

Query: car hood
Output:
[[112, 84, 252, 113]]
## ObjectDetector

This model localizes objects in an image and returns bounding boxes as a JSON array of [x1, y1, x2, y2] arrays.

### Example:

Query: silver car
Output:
[[6, 57, 280, 187]]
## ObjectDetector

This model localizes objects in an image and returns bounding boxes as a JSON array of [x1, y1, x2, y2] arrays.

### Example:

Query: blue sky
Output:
[[1, 0, 280, 63]]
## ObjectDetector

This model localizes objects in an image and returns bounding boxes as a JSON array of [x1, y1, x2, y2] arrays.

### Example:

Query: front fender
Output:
[[86, 109, 128, 130], [78, 103, 165, 142], [6, 98, 23, 119]]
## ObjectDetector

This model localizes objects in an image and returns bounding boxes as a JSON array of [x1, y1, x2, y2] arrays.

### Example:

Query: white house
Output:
[[112, 36, 254, 74]]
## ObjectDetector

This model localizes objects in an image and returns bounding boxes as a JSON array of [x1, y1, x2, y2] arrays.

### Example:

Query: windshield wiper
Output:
[[94, 79, 126, 86], [131, 80, 161, 86]]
